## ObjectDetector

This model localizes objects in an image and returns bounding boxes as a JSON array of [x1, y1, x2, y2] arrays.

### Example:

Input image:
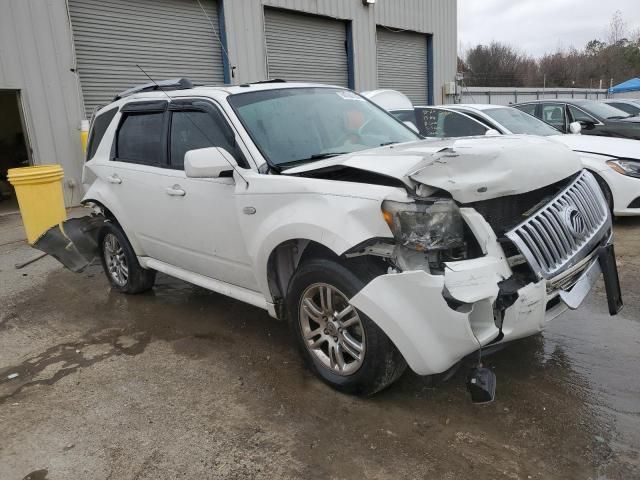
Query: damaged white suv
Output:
[[58, 81, 622, 396]]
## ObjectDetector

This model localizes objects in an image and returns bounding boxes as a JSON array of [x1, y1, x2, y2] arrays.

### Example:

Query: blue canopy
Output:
[[609, 77, 640, 94]]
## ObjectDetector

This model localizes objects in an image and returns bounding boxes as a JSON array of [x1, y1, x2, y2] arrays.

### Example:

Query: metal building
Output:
[[0, 0, 457, 207]]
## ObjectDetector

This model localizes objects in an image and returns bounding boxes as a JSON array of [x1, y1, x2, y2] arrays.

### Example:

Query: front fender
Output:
[[238, 191, 394, 300]]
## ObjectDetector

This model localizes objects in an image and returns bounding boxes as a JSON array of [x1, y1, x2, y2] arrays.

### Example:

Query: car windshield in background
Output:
[[579, 101, 631, 120], [484, 107, 561, 136], [228, 87, 420, 168]]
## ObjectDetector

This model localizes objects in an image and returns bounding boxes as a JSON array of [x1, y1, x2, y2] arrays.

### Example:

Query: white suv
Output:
[[66, 81, 621, 395]]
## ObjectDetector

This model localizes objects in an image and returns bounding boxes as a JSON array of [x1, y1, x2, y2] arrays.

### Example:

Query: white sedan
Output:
[[363, 90, 640, 217]]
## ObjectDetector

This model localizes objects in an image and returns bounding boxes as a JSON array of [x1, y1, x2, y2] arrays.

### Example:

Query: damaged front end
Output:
[[349, 170, 622, 377], [33, 206, 107, 272]]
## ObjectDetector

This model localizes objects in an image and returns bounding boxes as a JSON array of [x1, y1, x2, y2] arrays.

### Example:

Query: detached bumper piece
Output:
[[599, 244, 623, 315], [33, 215, 106, 272], [467, 367, 496, 404]]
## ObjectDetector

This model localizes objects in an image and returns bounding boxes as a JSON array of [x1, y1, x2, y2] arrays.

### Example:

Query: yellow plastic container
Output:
[[7, 165, 66, 244]]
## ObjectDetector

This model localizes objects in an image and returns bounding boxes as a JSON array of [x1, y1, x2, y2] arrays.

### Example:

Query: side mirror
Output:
[[484, 129, 501, 136], [403, 121, 419, 133], [569, 121, 582, 134], [184, 147, 235, 178], [579, 120, 596, 130]]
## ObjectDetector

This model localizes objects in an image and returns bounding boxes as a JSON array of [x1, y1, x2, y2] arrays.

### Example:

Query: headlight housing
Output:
[[607, 159, 640, 178], [382, 199, 464, 251]]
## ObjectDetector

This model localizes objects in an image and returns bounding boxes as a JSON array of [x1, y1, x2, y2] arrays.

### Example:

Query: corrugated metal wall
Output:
[[264, 8, 349, 86], [223, 0, 457, 103], [0, 0, 85, 207], [68, 0, 225, 119], [376, 27, 429, 105]]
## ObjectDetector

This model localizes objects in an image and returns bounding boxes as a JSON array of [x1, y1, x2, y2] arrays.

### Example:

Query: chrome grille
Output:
[[506, 171, 610, 280]]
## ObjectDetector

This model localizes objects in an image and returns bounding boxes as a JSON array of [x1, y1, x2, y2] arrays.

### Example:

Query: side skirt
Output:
[[138, 257, 268, 311]]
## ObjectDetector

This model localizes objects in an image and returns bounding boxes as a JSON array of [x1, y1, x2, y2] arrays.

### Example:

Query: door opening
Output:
[[0, 90, 31, 215]]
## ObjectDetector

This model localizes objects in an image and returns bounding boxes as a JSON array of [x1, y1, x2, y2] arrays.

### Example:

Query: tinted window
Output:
[[116, 112, 165, 165], [87, 107, 118, 161], [416, 108, 487, 137], [540, 104, 566, 130], [577, 101, 629, 120], [170, 109, 237, 169]]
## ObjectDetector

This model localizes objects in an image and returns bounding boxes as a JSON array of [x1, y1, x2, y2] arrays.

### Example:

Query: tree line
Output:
[[458, 11, 640, 89]]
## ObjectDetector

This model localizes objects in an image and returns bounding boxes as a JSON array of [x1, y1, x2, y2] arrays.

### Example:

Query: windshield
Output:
[[483, 107, 561, 136], [579, 101, 631, 120], [227, 87, 420, 168]]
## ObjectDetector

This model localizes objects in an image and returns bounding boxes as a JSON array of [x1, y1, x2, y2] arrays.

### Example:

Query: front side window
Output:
[[415, 108, 488, 138], [540, 104, 566, 131], [228, 88, 419, 168], [484, 107, 560, 136], [568, 105, 598, 124], [170, 109, 239, 169], [115, 112, 165, 165]]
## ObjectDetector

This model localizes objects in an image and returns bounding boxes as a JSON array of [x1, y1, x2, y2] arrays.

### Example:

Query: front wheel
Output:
[[99, 222, 156, 294], [287, 259, 406, 396]]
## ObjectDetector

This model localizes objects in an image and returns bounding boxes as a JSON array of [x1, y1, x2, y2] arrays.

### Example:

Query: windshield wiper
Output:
[[607, 115, 627, 120], [380, 141, 398, 147]]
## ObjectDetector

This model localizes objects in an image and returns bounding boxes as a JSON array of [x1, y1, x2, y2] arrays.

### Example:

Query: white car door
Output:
[[112, 99, 258, 291]]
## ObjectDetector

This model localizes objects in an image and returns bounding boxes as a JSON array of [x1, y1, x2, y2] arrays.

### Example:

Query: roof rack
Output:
[[113, 78, 193, 101], [239, 79, 287, 87]]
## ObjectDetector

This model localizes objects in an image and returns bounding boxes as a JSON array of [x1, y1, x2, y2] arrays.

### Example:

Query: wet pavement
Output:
[[0, 212, 638, 479]]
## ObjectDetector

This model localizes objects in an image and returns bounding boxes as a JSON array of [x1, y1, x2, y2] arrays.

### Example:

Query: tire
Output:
[[99, 222, 156, 294], [286, 258, 407, 396]]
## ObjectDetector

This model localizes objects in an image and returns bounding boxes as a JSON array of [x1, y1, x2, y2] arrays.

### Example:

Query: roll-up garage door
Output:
[[264, 8, 350, 87], [376, 27, 429, 105], [68, 0, 225, 119]]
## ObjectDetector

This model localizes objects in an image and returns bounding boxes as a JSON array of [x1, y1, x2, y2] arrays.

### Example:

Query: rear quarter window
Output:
[[86, 107, 118, 161]]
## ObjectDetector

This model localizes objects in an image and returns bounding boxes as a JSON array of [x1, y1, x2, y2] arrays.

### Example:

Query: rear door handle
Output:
[[107, 174, 122, 184], [166, 184, 186, 197]]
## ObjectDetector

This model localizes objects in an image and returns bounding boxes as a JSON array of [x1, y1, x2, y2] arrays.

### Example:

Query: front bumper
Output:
[[350, 247, 613, 376]]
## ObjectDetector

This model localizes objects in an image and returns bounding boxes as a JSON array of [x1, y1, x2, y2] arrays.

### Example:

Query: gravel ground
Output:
[[0, 211, 638, 480]]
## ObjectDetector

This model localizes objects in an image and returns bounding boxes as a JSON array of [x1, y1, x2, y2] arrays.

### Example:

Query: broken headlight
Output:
[[382, 199, 465, 251]]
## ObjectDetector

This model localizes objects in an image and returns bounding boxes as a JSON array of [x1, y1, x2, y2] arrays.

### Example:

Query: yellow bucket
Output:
[[7, 165, 66, 244]]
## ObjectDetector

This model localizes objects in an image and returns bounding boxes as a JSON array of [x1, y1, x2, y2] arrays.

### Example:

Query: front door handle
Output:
[[107, 174, 122, 184], [166, 184, 186, 197]]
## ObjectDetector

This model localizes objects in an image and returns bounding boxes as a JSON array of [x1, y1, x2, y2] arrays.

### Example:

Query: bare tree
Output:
[[608, 10, 627, 45]]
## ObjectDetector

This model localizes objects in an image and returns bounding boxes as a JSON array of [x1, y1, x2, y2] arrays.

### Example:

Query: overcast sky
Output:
[[458, 0, 640, 57]]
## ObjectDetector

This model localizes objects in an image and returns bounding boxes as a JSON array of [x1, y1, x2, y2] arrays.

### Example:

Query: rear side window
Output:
[[115, 112, 165, 165], [170, 110, 237, 169], [86, 107, 118, 161]]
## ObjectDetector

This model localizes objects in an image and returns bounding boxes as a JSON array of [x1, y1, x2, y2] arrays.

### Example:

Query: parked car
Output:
[[512, 99, 640, 140], [601, 98, 640, 116], [365, 93, 640, 217], [42, 81, 622, 397]]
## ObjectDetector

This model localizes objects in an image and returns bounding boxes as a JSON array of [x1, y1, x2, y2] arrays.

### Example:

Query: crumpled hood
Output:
[[549, 134, 640, 160], [284, 135, 582, 203]]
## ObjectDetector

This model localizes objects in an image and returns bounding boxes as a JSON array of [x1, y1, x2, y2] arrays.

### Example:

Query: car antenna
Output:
[[195, 0, 232, 78], [135, 64, 249, 186]]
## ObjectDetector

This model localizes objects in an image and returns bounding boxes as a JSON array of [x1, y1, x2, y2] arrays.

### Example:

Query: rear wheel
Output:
[[287, 258, 406, 396], [99, 222, 156, 294]]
